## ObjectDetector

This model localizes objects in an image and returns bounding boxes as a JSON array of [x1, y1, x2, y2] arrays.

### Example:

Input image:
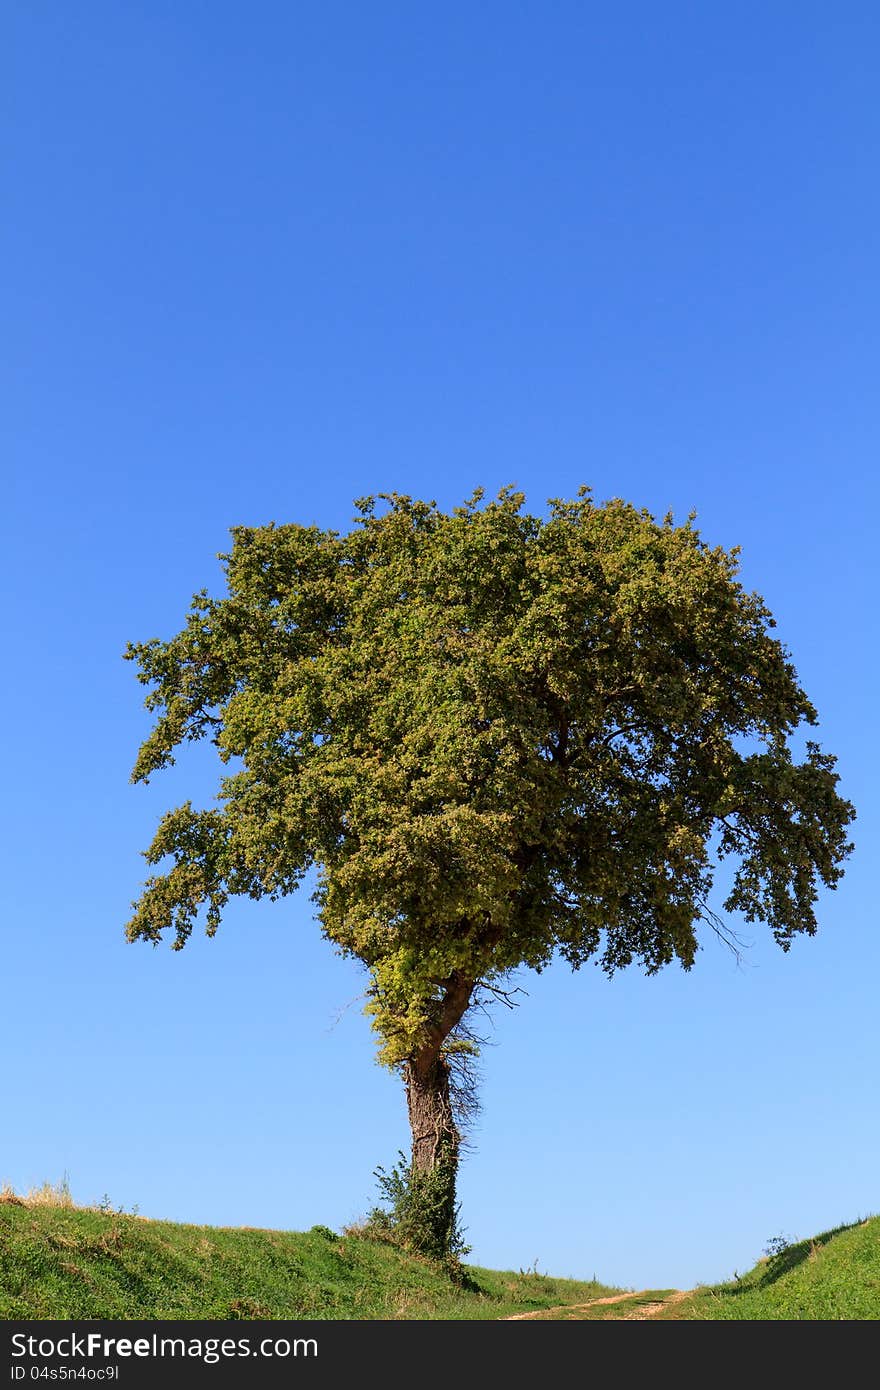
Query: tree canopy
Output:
[[127, 489, 856, 1061], [126, 487, 854, 1252]]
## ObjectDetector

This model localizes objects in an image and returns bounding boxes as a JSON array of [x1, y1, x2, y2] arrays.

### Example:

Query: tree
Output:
[[125, 487, 854, 1258]]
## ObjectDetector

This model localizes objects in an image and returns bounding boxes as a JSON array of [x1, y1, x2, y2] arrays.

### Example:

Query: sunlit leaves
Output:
[[126, 489, 854, 1063]]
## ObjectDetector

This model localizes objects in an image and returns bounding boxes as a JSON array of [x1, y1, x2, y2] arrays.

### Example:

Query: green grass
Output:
[[5, 1195, 878, 1320], [0, 1201, 618, 1320], [655, 1216, 880, 1320]]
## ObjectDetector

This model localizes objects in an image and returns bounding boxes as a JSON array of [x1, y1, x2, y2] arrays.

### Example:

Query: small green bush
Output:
[[367, 1152, 471, 1267]]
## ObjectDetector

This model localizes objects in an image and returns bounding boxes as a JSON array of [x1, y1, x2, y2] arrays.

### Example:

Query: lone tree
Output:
[[126, 488, 854, 1257]]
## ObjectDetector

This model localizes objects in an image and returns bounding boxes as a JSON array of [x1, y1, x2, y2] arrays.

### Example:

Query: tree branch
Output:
[[415, 970, 475, 1076], [473, 980, 527, 1010], [697, 899, 751, 966]]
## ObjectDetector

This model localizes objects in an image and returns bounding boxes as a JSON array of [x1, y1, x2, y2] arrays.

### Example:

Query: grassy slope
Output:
[[515, 1217, 880, 1321], [0, 1203, 617, 1321], [659, 1217, 880, 1320], [6, 1201, 878, 1320]]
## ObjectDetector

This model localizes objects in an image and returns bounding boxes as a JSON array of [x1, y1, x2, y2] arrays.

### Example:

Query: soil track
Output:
[[503, 1289, 691, 1320]]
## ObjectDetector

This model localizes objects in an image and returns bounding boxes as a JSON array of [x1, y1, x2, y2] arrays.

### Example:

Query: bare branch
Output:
[[446, 1015, 485, 1149], [473, 980, 528, 1010], [599, 722, 652, 749], [325, 991, 369, 1032], [697, 899, 752, 968]]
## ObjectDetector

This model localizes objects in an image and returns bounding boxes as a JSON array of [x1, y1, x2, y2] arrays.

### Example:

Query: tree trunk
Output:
[[406, 1051, 460, 1175], [400, 1050, 461, 1259]]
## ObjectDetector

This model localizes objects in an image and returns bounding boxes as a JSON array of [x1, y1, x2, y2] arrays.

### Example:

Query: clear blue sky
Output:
[[5, 2, 877, 1292]]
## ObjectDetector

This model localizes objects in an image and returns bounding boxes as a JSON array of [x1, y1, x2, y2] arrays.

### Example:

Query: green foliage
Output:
[[308, 1224, 338, 1241], [367, 1152, 471, 1266], [0, 1204, 616, 1320], [125, 487, 854, 1070]]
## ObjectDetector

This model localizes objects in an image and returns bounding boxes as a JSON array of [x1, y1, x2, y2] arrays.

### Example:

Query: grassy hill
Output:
[[0, 1198, 616, 1320], [557, 1216, 880, 1320], [3, 1194, 877, 1320], [675, 1216, 880, 1320]]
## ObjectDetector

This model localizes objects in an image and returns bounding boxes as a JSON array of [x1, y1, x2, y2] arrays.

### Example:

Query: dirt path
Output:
[[503, 1289, 691, 1321], [618, 1290, 691, 1319]]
